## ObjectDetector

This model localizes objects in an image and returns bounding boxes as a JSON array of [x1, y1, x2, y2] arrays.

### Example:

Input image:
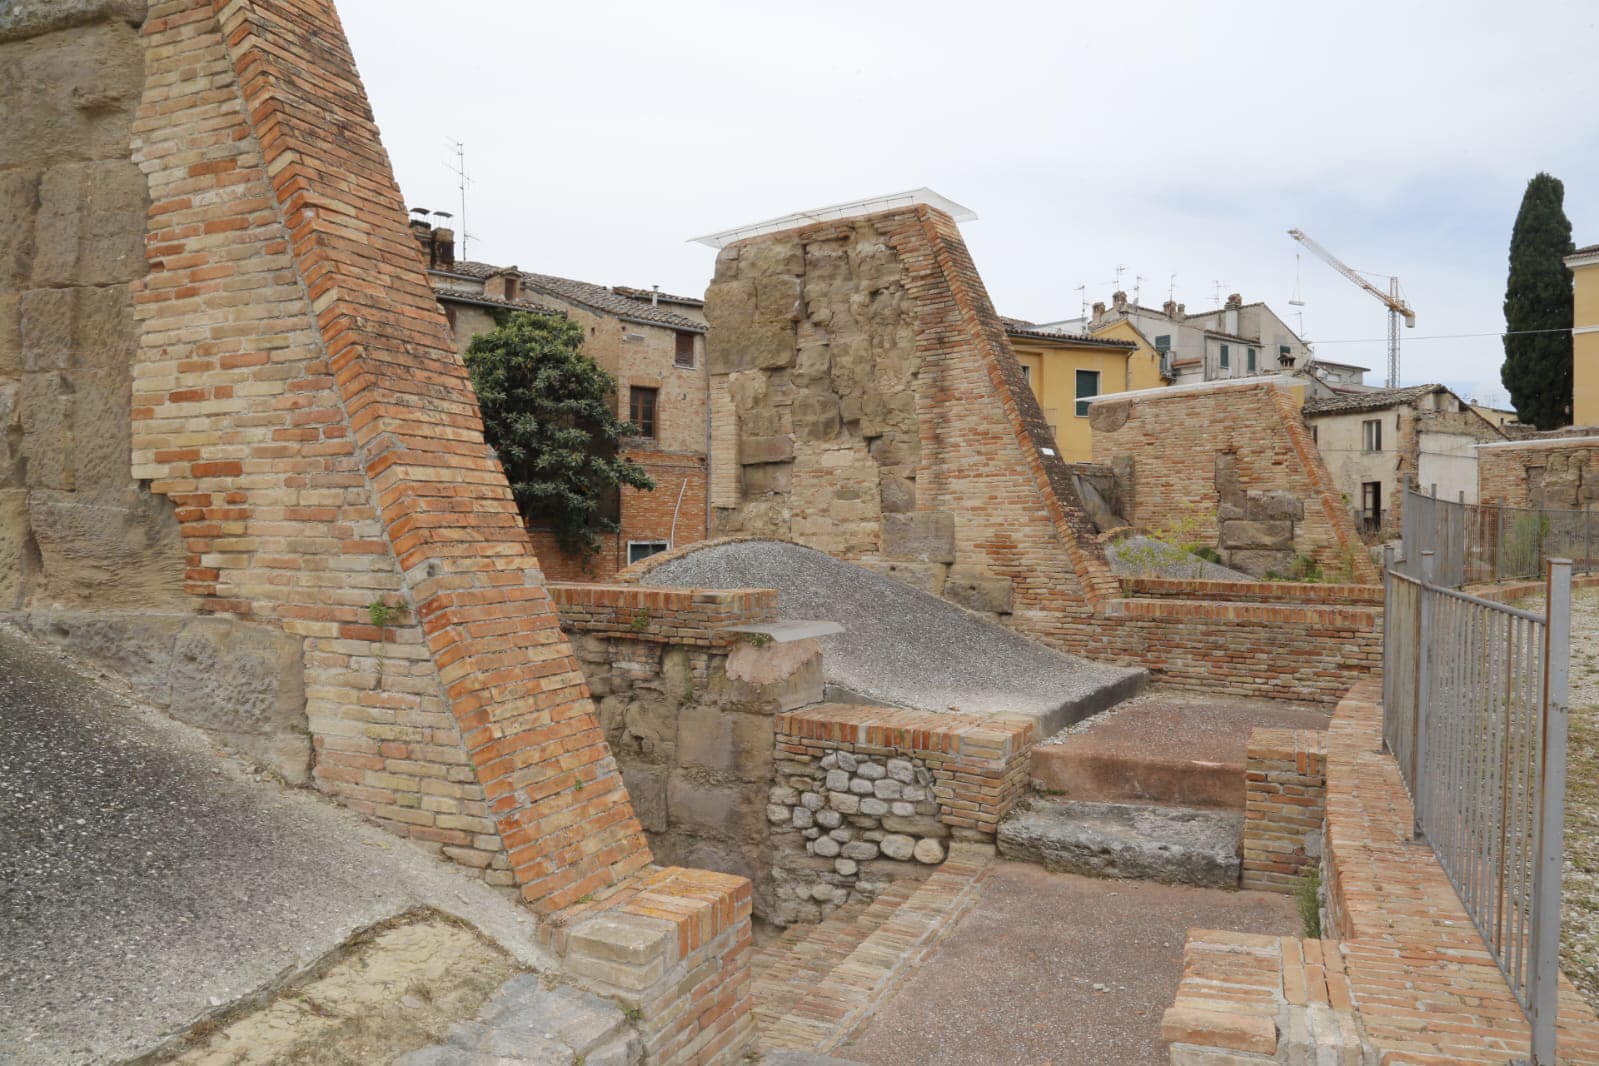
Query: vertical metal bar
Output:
[[1415, 550, 1435, 838], [1497, 499, 1506, 582], [1529, 559, 1571, 1065], [1383, 544, 1396, 743]]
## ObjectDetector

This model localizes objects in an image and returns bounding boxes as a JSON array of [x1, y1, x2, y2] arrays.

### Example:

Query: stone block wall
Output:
[[0, 0, 190, 615], [1090, 380, 1377, 582], [770, 702, 1032, 922], [1240, 728, 1327, 892]]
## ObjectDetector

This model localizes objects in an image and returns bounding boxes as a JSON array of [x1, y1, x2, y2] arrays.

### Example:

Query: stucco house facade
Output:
[[1002, 319, 1168, 460]]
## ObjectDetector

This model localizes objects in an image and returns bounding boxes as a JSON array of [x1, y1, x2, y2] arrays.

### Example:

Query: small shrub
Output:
[[1193, 546, 1222, 564], [368, 597, 398, 628], [628, 609, 651, 633], [1294, 865, 1323, 939]]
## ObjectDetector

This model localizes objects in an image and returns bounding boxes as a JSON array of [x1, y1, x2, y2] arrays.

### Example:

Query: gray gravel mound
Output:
[[644, 541, 1144, 733]]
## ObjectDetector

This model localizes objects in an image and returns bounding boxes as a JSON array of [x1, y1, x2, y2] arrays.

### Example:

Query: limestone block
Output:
[[741, 460, 792, 496], [882, 511, 956, 563], [880, 834, 915, 861], [738, 433, 794, 466], [0, 488, 29, 606], [1214, 452, 1242, 503], [168, 618, 310, 784], [859, 560, 946, 597], [877, 472, 915, 514], [622, 765, 668, 833], [666, 772, 766, 843], [1219, 520, 1294, 551], [1087, 399, 1131, 433], [913, 839, 946, 864], [791, 391, 841, 442], [1226, 548, 1295, 579], [0, 294, 19, 376], [1, 20, 145, 172], [623, 697, 676, 755], [1243, 491, 1304, 522], [566, 914, 675, 991], [64, 366, 130, 496], [881, 814, 948, 838], [26, 485, 185, 607], [725, 636, 823, 713], [0, 382, 22, 486], [675, 702, 774, 783], [943, 565, 1014, 615], [19, 370, 72, 489], [0, 2, 147, 45], [32, 160, 146, 287], [9, 609, 184, 705], [0, 170, 39, 287], [743, 238, 804, 277]]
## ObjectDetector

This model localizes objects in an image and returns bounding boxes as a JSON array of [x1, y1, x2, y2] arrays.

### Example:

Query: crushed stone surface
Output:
[[0, 626, 551, 1066], [644, 541, 1144, 729], [1105, 535, 1252, 581], [1561, 587, 1599, 1010]]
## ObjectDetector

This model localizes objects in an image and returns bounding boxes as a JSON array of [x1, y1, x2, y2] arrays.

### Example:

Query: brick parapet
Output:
[[1479, 438, 1599, 509], [1165, 681, 1599, 1064], [1120, 576, 1384, 605], [774, 703, 1034, 840], [1240, 728, 1327, 892], [548, 582, 777, 646]]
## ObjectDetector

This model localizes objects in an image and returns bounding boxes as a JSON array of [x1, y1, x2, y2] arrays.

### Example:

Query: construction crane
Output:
[[1287, 229, 1415, 388]]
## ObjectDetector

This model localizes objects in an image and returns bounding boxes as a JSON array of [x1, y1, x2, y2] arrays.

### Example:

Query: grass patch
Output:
[[1294, 865, 1322, 940]]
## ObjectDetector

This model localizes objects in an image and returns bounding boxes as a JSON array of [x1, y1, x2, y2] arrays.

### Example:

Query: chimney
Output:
[[651, 284, 660, 307], [1225, 292, 1243, 309], [1090, 301, 1106, 325], [1162, 299, 1177, 317], [1112, 290, 1128, 312], [431, 227, 455, 269], [409, 211, 434, 260]]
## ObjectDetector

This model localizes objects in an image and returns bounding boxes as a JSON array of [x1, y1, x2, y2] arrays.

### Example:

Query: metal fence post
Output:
[[1413, 549, 1436, 839], [1382, 543, 1396, 745], [1529, 558, 1571, 1065]]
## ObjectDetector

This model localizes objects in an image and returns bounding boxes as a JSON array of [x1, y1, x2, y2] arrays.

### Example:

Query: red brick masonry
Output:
[[1165, 681, 1599, 1064], [548, 583, 776, 647], [1240, 729, 1326, 892]]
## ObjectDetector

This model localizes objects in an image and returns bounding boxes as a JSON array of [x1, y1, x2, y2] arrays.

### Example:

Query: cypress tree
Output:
[[1501, 173, 1575, 430]]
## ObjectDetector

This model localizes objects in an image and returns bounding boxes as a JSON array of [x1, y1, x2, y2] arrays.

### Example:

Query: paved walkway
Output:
[[645, 541, 1144, 735], [0, 627, 551, 1065], [840, 861, 1299, 1066]]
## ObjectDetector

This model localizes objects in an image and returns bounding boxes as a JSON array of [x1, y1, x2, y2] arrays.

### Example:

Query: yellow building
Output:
[[1003, 318, 1170, 460], [1569, 242, 1599, 426]]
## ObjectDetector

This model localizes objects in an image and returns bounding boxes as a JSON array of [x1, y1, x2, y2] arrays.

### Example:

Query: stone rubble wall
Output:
[[1240, 728, 1327, 892], [770, 702, 1032, 923]]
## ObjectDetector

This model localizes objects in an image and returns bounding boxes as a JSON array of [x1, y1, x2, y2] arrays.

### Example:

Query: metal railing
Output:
[[1382, 548, 1572, 1065], [1400, 485, 1598, 588]]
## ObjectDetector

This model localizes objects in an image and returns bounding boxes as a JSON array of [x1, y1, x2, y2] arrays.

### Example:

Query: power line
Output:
[[1310, 327, 1573, 345]]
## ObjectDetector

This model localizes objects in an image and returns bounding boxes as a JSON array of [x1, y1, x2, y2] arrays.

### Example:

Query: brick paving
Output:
[[754, 845, 994, 1055]]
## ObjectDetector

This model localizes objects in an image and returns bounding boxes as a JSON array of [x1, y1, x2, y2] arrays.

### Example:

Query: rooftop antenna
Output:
[[1075, 283, 1087, 323], [1212, 280, 1224, 306], [1132, 274, 1145, 306], [444, 138, 471, 260], [1168, 272, 1177, 303], [1289, 253, 1306, 307], [1113, 264, 1126, 291]]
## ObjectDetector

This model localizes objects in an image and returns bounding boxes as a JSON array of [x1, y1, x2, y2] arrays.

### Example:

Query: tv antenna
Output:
[[1132, 274, 1145, 306], [1289, 253, 1306, 307], [1168, 272, 1178, 302], [1075, 283, 1087, 323], [445, 138, 472, 260]]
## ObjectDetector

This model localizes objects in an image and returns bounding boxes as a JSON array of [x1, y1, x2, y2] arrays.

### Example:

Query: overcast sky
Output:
[[339, 0, 1597, 409]]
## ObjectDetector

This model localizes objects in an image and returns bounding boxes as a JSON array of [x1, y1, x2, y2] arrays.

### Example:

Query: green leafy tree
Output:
[[464, 312, 653, 558], [1501, 173, 1575, 430]]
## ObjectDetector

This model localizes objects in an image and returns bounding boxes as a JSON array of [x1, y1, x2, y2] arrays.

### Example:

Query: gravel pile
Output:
[[1104, 535, 1253, 581], [1561, 586, 1599, 1010]]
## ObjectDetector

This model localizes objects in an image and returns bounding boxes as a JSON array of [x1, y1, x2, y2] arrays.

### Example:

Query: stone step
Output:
[[996, 797, 1242, 889], [759, 844, 994, 1054], [393, 975, 639, 1065]]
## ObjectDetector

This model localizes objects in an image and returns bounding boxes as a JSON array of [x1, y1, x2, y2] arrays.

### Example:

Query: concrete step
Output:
[[393, 976, 639, 1065], [996, 796, 1242, 889]]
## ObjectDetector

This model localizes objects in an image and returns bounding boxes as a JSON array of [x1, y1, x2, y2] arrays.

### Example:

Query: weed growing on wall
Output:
[[1295, 866, 1323, 939]]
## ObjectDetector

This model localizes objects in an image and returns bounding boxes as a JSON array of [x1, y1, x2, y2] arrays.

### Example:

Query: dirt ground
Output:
[[1562, 587, 1599, 1009], [143, 912, 521, 1065]]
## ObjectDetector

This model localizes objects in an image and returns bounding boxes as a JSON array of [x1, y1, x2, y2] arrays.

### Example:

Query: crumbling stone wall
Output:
[[1090, 380, 1376, 582], [703, 206, 1120, 637], [1479, 438, 1599, 510]]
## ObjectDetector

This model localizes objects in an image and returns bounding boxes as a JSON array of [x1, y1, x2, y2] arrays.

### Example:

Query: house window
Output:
[[628, 541, 669, 565], [1219, 344, 1230, 370], [1310, 424, 1318, 444], [1019, 364, 1031, 383], [1279, 344, 1293, 367], [629, 386, 658, 438], [1154, 334, 1171, 352], [674, 331, 696, 369], [1360, 481, 1383, 533], [1074, 369, 1100, 417], [1247, 347, 1257, 372], [1362, 418, 1382, 452]]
